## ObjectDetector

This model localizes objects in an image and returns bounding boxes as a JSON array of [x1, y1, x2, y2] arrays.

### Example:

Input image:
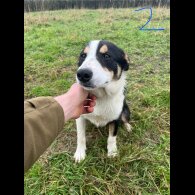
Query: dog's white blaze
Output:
[[78, 40, 100, 68], [87, 40, 100, 58]]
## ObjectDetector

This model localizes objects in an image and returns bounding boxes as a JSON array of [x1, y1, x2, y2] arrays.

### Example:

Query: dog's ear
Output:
[[122, 53, 130, 71]]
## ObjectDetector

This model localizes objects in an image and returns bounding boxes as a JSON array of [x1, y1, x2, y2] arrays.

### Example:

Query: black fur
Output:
[[109, 99, 131, 137], [96, 40, 129, 75], [113, 119, 120, 136], [121, 99, 131, 122]]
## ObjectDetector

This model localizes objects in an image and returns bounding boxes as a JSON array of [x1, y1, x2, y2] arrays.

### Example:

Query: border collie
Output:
[[74, 40, 131, 162]]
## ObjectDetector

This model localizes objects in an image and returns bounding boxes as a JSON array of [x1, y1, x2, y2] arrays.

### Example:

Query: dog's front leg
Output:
[[107, 120, 119, 157], [74, 117, 86, 162]]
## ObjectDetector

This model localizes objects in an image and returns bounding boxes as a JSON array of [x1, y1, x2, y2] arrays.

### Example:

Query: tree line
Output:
[[24, 0, 170, 12]]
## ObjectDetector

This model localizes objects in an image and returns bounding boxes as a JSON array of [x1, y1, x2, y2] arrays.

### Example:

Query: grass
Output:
[[24, 8, 170, 195]]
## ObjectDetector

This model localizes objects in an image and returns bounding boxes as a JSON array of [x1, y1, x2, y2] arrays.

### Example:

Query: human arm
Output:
[[24, 83, 96, 172]]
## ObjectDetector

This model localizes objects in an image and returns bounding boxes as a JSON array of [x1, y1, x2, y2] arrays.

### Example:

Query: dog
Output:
[[74, 40, 131, 162]]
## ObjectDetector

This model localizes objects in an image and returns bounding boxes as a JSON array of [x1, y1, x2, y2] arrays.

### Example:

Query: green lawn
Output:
[[24, 8, 170, 195]]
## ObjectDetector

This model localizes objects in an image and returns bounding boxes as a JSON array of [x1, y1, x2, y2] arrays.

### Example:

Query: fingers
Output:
[[83, 94, 96, 114], [88, 93, 96, 101], [83, 106, 94, 114], [84, 93, 96, 106], [83, 100, 96, 107], [86, 107, 94, 113], [89, 101, 96, 107]]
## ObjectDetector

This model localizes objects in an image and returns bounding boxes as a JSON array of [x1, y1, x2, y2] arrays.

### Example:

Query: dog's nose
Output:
[[77, 69, 93, 83]]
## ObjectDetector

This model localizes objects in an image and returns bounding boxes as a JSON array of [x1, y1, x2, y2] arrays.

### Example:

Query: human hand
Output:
[[54, 83, 96, 121]]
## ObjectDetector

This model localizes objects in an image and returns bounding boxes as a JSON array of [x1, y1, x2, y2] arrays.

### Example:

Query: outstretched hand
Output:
[[54, 83, 96, 121]]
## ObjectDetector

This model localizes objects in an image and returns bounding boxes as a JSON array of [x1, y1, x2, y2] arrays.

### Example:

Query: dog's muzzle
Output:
[[77, 68, 93, 87]]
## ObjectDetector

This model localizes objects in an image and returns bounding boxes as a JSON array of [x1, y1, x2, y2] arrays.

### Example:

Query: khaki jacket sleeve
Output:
[[24, 97, 65, 172]]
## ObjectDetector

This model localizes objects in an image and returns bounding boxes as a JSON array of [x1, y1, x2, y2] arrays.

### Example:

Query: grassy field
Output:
[[24, 8, 170, 195]]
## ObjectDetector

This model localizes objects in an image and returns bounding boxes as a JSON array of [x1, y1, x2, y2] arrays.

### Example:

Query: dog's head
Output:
[[76, 40, 130, 90]]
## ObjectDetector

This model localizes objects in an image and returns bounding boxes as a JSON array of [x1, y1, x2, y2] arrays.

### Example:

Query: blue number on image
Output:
[[134, 7, 165, 31]]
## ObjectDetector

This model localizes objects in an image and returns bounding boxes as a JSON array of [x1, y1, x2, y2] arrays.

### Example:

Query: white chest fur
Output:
[[83, 92, 124, 127], [82, 73, 126, 127]]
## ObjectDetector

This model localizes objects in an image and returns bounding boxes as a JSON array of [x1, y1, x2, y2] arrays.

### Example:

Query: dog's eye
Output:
[[103, 53, 110, 59], [80, 53, 87, 58]]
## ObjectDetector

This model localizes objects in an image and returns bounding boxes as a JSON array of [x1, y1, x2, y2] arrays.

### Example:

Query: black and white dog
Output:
[[74, 40, 131, 162]]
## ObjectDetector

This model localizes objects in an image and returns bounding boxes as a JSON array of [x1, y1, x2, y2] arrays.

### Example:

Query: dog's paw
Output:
[[107, 145, 118, 158], [124, 123, 132, 132], [74, 148, 86, 163], [108, 149, 118, 157]]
